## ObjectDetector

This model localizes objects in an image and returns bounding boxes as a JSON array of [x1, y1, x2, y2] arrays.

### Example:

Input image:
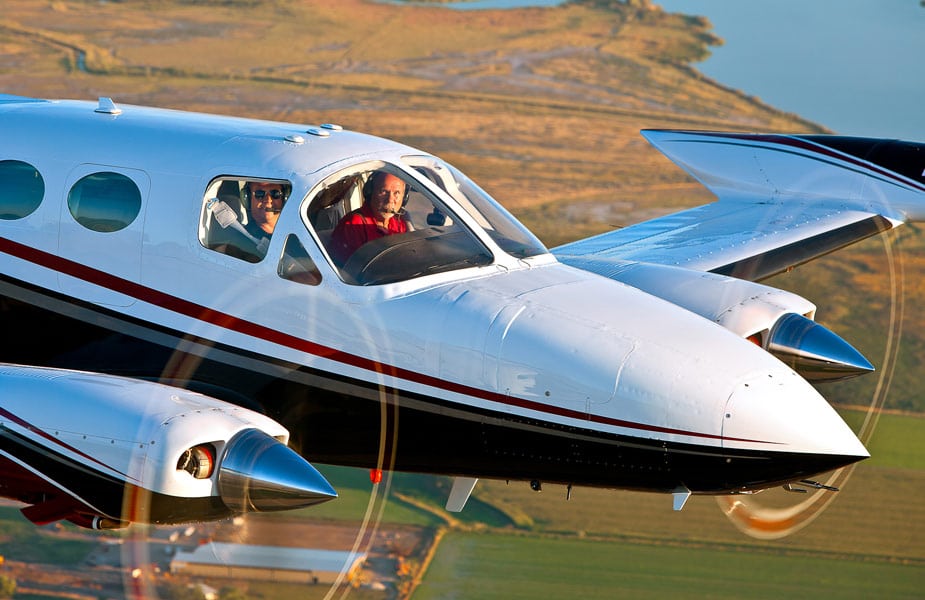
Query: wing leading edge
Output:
[[554, 130, 925, 281]]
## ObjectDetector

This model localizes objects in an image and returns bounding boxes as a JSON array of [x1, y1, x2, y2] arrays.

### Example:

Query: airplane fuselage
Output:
[[0, 95, 868, 503]]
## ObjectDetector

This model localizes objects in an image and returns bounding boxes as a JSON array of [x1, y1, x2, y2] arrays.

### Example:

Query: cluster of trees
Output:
[[0, 575, 15, 599]]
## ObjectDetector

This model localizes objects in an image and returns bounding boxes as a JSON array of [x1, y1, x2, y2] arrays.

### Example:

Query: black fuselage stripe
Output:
[[0, 281, 867, 493], [0, 426, 126, 518]]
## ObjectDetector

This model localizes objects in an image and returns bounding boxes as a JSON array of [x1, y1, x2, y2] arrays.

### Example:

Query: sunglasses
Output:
[[253, 189, 285, 200]]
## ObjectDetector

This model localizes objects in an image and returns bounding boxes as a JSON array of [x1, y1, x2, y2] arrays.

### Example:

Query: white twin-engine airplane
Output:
[[1, 93, 923, 530]]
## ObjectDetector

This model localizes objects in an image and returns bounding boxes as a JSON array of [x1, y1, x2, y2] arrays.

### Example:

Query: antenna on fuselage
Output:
[[94, 97, 122, 115]]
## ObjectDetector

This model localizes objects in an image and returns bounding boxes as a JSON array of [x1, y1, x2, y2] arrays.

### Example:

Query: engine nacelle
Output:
[[578, 260, 872, 382], [0, 364, 336, 528]]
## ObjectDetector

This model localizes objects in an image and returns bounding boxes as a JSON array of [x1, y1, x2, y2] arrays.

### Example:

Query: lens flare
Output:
[[718, 231, 903, 539]]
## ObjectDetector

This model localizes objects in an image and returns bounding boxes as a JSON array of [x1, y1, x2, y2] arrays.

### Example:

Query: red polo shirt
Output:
[[330, 203, 408, 266]]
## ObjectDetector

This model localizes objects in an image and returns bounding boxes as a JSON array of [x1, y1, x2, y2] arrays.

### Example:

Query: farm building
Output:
[[169, 542, 366, 584]]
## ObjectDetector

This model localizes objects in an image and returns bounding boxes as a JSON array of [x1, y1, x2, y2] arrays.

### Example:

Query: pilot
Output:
[[329, 170, 409, 266]]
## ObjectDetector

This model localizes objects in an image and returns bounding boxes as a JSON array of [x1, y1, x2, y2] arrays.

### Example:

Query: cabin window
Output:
[[0, 160, 44, 220], [306, 164, 492, 285], [67, 172, 142, 232], [199, 177, 291, 263], [278, 234, 322, 285]]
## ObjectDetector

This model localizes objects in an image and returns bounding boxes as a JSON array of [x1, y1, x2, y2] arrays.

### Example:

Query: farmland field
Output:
[[408, 411, 925, 597], [414, 532, 924, 600], [259, 412, 925, 598]]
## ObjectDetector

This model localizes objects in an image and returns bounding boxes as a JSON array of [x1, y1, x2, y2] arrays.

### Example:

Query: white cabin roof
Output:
[[0, 95, 411, 179]]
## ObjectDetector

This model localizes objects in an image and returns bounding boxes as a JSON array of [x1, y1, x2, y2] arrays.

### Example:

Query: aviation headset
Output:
[[362, 170, 410, 207]]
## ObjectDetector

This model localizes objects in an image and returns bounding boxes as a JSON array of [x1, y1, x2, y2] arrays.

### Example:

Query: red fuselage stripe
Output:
[[0, 235, 772, 444]]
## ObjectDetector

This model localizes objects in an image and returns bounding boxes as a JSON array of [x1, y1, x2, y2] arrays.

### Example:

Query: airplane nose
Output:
[[218, 429, 337, 513], [722, 370, 869, 486]]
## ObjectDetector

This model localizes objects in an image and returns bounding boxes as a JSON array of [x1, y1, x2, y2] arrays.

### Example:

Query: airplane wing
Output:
[[0, 364, 336, 529], [554, 130, 925, 282]]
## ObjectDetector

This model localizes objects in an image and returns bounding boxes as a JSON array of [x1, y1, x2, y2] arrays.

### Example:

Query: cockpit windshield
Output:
[[402, 155, 548, 260], [306, 162, 494, 286]]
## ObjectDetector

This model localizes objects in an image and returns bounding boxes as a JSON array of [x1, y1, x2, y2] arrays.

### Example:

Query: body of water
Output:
[[654, 0, 925, 141], [418, 0, 924, 141]]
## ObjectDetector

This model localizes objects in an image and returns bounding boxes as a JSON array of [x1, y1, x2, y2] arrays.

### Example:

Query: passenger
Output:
[[210, 181, 288, 262], [245, 181, 288, 243], [329, 171, 409, 265]]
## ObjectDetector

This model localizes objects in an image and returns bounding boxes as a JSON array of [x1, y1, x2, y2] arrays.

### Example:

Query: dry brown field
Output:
[[1, 4, 924, 597], [0, 0, 821, 243]]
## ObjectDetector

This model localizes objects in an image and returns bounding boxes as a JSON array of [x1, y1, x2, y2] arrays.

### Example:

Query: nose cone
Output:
[[723, 370, 869, 487], [218, 429, 337, 513], [768, 313, 874, 382]]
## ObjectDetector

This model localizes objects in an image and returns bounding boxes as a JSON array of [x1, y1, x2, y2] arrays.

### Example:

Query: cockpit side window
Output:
[[278, 234, 322, 286], [199, 177, 291, 263], [305, 164, 492, 286]]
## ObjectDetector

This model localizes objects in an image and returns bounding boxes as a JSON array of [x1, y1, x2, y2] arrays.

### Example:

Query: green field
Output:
[[217, 409, 925, 598], [414, 532, 924, 600], [264, 465, 514, 528], [0, 507, 95, 565], [839, 410, 925, 470], [407, 411, 925, 598]]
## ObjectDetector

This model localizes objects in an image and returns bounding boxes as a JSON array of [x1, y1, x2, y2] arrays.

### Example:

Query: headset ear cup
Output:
[[362, 176, 374, 203]]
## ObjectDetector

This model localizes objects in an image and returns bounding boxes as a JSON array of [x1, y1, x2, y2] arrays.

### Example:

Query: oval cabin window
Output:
[[67, 172, 142, 232], [0, 160, 44, 220]]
